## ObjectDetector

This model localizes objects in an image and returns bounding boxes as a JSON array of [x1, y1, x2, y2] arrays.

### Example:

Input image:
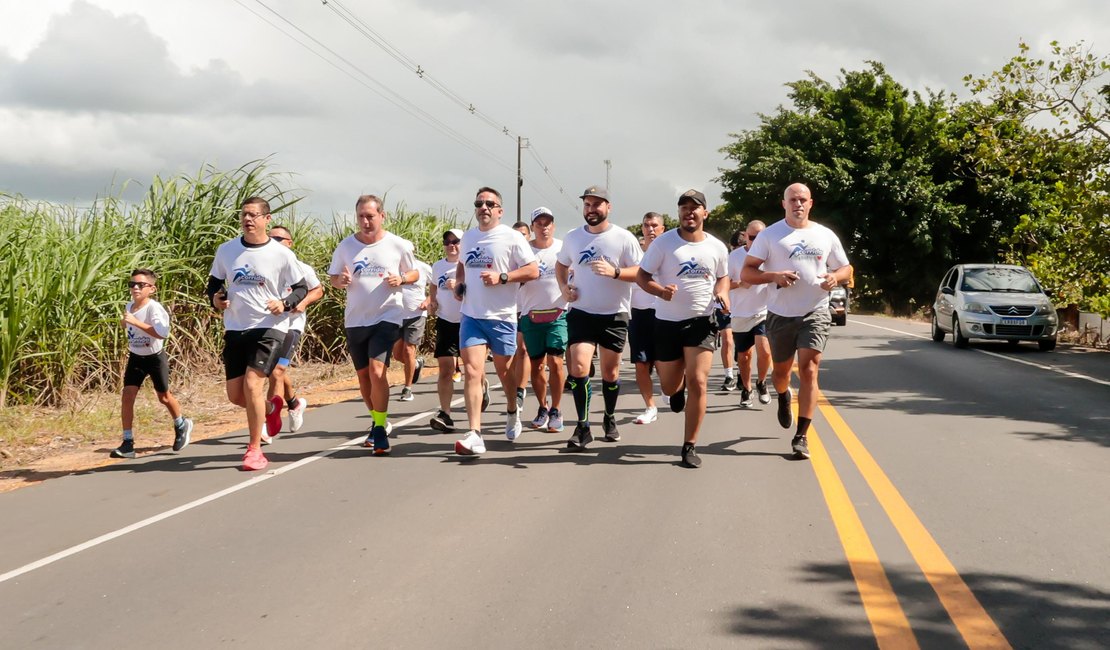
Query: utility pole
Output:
[[604, 159, 612, 193], [517, 136, 525, 221]]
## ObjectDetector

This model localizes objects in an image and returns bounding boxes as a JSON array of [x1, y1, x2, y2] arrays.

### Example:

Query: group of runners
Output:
[[114, 182, 851, 471]]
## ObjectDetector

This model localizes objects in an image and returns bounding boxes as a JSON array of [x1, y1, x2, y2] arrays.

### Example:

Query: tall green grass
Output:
[[0, 161, 466, 408]]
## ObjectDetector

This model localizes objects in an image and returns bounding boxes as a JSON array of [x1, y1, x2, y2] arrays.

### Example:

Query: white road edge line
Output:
[[0, 386, 496, 585], [852, 318, 1110, 387]]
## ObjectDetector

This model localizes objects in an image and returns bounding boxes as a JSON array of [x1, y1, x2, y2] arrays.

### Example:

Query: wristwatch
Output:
[[499, 272, 509, 285]]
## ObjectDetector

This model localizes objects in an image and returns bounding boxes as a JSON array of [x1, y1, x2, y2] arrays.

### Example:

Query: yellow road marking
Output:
[[817, 391, 1012, 649], [807, 427, 921, 649]]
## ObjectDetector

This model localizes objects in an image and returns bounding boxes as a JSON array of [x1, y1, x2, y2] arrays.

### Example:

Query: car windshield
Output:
[[960, 267, 1041, 293]]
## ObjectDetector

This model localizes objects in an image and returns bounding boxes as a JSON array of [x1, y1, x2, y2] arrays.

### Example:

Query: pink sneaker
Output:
[[242, 447, 268, 471], [266, 396, 283, 438]]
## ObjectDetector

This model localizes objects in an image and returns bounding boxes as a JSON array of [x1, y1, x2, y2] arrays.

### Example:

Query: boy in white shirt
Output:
[[112, 269, 193, 459]]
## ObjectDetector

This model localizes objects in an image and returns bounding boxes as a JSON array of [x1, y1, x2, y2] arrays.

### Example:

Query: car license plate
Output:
[[1001, 318, 1027, 326]]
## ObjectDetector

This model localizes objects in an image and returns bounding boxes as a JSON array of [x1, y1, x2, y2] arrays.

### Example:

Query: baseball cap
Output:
[[530, 206, 555, 222], [443, 228, 464, 242], [579, 185, 609, 202], [678, 189, 707, 207]]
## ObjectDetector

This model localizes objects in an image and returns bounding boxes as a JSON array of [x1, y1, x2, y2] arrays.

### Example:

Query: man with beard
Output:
[[555, 186, 642, 450], [741, 183, 851, 460], [636, 190, 729, 468]]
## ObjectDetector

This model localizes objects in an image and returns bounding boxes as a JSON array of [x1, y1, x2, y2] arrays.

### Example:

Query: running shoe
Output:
[[430, 410, 456, 432], [634, 406, 658, 424], [669, 387, 686, 413], [413, 357, 424, 384], [681, 442, 702, 468], [566, 422, 593, 451], [452, 370, 462, 383], [481, 379, 491, 412], [660, 393, 670, 408], [288, 398, 307, 432], [756, 381, 771, 404], [455, 430, 486, 455], [371, 425, 390, 455], [531, 406, 550, 430], [242, 447, 268, 471], [399, 386, 414, 402], [720, 376, 737, 392], [110, 439, 135, 459], [791, 433, 810, 460], [546, 408, 564, 432], [739, 389, 754, 409], [259, 422, 273, 445], [172, 417, 193, 452], [516, 386, 526, 406], [602, 413, 620, 442], [386, 420, 394, 437], [777, 388, 794, 429], [266, 395, 283, 438], [505, 410, 523, 441]]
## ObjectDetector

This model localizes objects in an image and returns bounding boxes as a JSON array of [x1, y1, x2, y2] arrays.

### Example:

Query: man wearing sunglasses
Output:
[[728, 220, 772, 409], [328, 194, 419, 456], [428, 229, 465, 432], [453, 187, 539, 455], [207, 197, 308, 471]]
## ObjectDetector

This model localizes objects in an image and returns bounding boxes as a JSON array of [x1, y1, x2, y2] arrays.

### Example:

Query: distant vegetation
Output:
[[0, 161, 465, 408]]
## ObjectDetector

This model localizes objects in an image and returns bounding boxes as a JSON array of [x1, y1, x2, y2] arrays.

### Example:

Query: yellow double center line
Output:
[[808, 389, 1011, 649]]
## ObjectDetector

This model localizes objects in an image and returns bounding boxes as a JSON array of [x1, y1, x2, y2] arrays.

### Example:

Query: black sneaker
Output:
[[172, 417, 193, 452], [602, 414, 620, 442], [792, 433, 810, 460], [739, 389, 753, 409], [681, 443, 702, 468], [430, 410, 455, 432], [481, 380, 491, 412], [566, 422, 593, 451], [413, 357, 424, 384], [111, 439, 136, 459], [756, 380, 771, 404], [669, 387, 686, 413], [720, 376, 736, 392], [777, 388, 794, 429]]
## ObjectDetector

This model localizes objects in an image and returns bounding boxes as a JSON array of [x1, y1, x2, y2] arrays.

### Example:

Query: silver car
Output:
[[931, 264, 1058, 351]]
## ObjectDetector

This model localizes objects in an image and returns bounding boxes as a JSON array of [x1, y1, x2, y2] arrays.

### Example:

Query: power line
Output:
[[235, 0, 514, 172]]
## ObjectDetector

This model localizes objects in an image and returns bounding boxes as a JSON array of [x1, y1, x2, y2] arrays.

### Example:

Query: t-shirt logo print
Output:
[[232, 264, 266, 286], [437, 273, 451, 288], [353, 257, 387, 278], [788, 241, 825, 260], [464, 247, 494, 269], [677, 257, 711, 279]]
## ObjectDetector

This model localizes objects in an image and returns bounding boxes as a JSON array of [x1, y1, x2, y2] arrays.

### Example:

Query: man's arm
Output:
[[740, 255, 798, 288]]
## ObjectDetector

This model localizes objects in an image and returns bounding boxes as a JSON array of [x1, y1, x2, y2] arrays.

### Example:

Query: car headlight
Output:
[[1035, 302, 1054, 315], [963, 302, 990, 314]]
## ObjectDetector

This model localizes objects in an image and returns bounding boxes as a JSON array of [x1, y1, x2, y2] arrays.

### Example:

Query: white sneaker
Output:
[[634, 406, 658, 425], [288, 398, 307, 432], [386, 420, 394, 438], [455, 430, 486, 455], [259, 422, 273, 445], [505, 410, 523, 442]]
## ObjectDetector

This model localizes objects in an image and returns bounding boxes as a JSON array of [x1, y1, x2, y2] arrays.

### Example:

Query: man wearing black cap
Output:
[[555, 185, 643, 450], [636, 189, 729, 468]]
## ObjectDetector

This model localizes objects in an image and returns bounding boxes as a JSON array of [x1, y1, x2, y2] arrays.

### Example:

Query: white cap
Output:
[[443, 228, 464, 241], [530, 206, 554, 221]]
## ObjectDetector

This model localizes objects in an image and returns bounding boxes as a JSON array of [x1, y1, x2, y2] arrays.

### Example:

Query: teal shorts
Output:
[[518, 313, 568, 360]]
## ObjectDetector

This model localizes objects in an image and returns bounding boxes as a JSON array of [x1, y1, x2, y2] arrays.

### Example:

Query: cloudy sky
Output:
[[2, 0, 1109, 232]]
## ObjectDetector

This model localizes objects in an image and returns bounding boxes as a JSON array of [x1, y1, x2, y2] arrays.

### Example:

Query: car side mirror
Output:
[[941, 286, 954, 296]]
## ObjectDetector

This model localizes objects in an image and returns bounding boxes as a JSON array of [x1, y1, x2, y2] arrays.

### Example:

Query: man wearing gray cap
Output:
[[637, 189, 729, 468], [556, 185, 643, 451]]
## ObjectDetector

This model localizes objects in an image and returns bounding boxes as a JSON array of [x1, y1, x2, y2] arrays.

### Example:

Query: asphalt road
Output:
[[1, 315, 1107, 649]]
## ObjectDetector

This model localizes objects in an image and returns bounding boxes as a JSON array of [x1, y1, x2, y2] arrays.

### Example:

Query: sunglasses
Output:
[[443, 239, 461, 245], [271, 235, 290, 242], [128, 281, 153, 289], [473, 200, 501, 209]]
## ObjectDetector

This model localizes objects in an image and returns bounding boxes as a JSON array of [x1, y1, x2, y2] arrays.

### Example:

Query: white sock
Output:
[[725, 368, 735, 379]]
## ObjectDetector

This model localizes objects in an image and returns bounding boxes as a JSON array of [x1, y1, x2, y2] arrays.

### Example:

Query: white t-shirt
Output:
[[283, 260, 322, 333], [638, 229, 729, 322], [556, 223, 642, 316], [209, 237, 305, 332], [458, 224, 537, 320], [400, 260, 432, 319], [728, 247, 769, 320], [126, 299, 170, 355], [745, 219, 850, 317], [517, 239, 567, 315], [327, 232, 416, 328], [431, 258, 462, 323]]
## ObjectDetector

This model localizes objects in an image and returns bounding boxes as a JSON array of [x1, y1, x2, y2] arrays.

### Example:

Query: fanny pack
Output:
[[527, 308, 565, 324]]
